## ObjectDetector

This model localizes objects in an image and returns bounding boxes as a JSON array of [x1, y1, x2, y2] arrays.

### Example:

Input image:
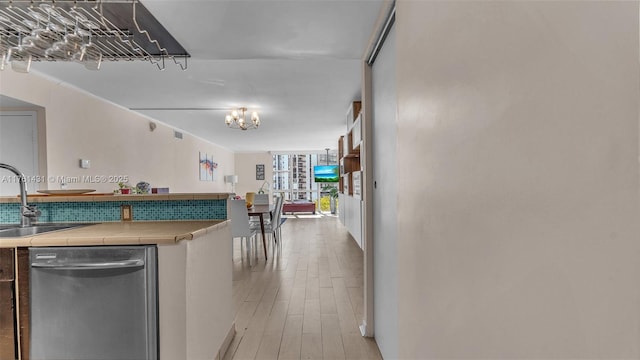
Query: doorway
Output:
[[0, 111, 39, 196]]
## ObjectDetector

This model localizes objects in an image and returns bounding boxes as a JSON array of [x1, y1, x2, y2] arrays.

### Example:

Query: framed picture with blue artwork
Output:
[[199, 152, 218, 181]]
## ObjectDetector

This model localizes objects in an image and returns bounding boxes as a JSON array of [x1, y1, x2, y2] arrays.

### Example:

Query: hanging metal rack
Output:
[[0, 0, 189, 71]]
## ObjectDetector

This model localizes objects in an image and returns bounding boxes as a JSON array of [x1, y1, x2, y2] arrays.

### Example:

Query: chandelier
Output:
[[224, 107, 260, 131]]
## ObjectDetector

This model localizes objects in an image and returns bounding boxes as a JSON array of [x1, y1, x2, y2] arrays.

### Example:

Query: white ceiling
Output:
[[2, 0, 384, 153]]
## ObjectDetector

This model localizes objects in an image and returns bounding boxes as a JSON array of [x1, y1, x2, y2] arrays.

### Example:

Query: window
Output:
[[272, 151, 337, 202]]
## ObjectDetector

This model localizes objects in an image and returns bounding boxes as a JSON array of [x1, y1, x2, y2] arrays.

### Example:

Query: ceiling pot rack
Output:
[[0, 0, 189, 72], [129, 0, 186, 71]]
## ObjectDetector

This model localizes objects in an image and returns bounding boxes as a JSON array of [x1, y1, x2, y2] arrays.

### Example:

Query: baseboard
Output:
[[216, 322, 236, 360]]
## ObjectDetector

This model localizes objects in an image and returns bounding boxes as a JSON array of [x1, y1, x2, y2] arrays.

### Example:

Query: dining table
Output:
[[247, 204, 274, 260]]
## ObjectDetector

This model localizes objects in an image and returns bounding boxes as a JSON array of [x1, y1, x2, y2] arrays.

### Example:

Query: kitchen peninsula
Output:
[[0, 193, 234, 360]]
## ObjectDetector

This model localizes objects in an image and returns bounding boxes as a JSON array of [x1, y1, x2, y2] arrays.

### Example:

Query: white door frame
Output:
[[360, 0, 396, 339]]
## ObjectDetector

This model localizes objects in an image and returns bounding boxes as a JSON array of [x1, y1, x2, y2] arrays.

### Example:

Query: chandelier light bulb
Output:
[[231, 110, 239, 119], [225, 114, 232, 125]]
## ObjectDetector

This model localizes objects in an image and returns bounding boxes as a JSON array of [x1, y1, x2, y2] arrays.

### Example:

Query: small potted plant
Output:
[[323, 185, 339, 214], [116, 182, 132, 194]]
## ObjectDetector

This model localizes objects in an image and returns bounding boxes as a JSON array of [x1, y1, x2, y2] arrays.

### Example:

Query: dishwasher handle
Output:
[[31, 259, 144, 270]]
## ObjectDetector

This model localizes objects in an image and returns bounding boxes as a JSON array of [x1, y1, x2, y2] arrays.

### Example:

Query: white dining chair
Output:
[[254, 193, 269, 205], [229, 199, 258, 262], [250, 195, 284, 250], [271, 195, 285, 248], [249, 193, 270, 223]]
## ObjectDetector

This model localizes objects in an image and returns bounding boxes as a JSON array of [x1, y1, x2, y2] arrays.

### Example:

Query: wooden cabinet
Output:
[[338, 136, 346, 193], [0, 248, 14, 281], [0, 248, 16, 360], [338, 101, 364, 249], [0, 248, 31, 360], [343, 133, 350, 158], [352, 171, 362, 199], [339, 101, 362, 195], [17, 248, 30, 360], [343, 155, 360, 173], [345, 101, 361, 129], [351, 114, 362, 151], [343, 173, 350, 195], [0, 281, 15, 359]]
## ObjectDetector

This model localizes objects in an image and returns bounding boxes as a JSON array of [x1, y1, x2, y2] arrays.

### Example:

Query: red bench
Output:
[[282, 200, 316, 214]]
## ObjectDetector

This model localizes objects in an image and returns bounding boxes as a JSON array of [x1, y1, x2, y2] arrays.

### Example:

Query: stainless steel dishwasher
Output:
[[29, 246, 158, 360]]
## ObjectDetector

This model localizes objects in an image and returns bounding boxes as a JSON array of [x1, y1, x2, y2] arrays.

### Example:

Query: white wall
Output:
[[395, 1, 640, 358], [0, 70, 234, 193], [234, 152, 273, 197]]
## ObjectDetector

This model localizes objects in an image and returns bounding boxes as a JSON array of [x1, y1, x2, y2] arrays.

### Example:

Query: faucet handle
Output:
[[22, 204, 41, 218]]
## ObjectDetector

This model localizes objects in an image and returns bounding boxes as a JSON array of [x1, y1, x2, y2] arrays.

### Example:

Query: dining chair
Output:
[[229, 199, 258, 262], [254, 193, 269, 205], [249, 193, 270, 223], [250, 195, 284, 248], [271, 195, 285, 248]]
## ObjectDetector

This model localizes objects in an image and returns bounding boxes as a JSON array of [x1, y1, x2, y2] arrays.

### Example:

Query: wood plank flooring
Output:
[[224, 215, 382, 360]]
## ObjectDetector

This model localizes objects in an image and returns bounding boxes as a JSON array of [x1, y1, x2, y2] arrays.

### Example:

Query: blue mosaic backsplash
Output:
[[0, 199, 227, 224]]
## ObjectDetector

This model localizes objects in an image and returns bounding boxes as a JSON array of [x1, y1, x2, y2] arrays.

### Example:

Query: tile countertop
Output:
[[0, 220, 227, 248], [0, 192, 231, 203]]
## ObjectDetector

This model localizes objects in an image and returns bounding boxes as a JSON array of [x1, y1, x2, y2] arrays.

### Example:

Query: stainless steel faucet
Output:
[[0, 163, 40, 226]]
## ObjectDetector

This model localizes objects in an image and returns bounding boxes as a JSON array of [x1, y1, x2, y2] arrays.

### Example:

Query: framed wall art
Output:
[[256, 164, 265, 180]]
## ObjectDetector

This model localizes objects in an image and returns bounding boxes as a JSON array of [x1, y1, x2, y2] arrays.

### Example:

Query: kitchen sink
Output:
[[0, 223, 94, 238]]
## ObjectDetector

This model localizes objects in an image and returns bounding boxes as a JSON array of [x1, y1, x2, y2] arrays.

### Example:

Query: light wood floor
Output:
[[223, 214, 382, 360]]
